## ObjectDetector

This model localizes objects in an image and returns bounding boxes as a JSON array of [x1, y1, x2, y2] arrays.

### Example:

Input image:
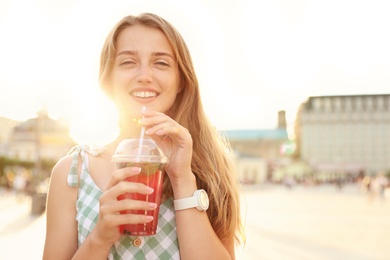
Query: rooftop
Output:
[[222, 128, 288, 141]]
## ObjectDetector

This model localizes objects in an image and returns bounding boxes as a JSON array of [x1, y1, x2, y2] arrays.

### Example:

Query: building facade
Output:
[[225, 111, 290, 184], [6, 110, 75, 162], [296, 94, 390, 177]]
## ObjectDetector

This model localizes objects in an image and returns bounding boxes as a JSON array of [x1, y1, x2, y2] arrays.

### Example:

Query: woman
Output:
[[43, 12, 244, 259]]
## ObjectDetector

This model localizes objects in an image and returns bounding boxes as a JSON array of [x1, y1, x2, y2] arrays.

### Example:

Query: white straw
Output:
[[137, 106, 147, 162], [138, 106, 148, 231]]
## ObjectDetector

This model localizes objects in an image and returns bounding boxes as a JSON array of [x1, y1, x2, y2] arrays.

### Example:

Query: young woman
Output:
[[43, 13, 244, 259]]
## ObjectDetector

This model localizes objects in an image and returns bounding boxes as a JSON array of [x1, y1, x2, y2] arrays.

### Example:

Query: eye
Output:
[[120, 59, 136, 66], [154, 60, 170, 67]]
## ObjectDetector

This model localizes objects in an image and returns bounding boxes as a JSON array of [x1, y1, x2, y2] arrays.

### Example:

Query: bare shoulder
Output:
[[47, 154, 77, 203], [53, 155, 73, 174], [44, 155, 79, 259], [48, 156, 73, 187]]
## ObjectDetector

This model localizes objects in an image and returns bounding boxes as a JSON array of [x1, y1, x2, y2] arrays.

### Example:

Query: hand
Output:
[[93, 166, 156, 244], [139, 110, 194, 182]]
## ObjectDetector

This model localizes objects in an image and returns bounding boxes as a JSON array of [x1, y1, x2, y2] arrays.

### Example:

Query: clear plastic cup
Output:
[[112, 138, 168, 236]]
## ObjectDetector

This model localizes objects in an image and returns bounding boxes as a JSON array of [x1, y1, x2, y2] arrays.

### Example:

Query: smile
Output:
[[131, 91, 158, 98]]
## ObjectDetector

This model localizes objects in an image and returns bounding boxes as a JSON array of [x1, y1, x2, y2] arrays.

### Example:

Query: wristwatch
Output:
[[174, 189, 209, 211]]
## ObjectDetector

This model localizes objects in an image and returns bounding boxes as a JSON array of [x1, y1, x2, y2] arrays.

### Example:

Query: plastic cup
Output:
[[112, 138, 168, 236]]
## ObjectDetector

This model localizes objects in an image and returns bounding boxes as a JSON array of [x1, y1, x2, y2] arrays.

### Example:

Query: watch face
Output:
[[200, 190, 209, 209]]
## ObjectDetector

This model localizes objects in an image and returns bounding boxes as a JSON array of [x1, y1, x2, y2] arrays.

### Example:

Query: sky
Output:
[[1, 0, 389, 144]]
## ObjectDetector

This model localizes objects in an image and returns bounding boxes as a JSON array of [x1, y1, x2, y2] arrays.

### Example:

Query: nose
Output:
[[136, 64, 153, 84]]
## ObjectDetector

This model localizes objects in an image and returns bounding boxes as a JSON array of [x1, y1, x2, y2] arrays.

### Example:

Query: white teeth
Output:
[[132, 91, 157, 98]]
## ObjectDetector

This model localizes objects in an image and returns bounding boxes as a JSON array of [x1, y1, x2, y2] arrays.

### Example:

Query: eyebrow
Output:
[[116, 50, 175, 60]]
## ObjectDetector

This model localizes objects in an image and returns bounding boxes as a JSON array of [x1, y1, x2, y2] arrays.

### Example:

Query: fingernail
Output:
[[138, 118, 145, 125], [148, 202, 157, 209], [131, 167, 141, 173], [146, 216, 154, 221], [145, 186, 154, 193]]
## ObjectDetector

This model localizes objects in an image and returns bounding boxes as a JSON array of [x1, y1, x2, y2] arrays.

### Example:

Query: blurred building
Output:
[[0, 117, 20, 156], [296, 94, 390, 180], [224, 111, 290, 184], [5, 109, 75, 162]]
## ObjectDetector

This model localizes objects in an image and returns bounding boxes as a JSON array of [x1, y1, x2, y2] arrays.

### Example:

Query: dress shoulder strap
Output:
[[67, 145, 84, 188], [66, 144, 106, 188]]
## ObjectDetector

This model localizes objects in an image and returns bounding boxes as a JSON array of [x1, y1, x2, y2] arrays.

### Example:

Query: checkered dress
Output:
[[67, 145, 180, 259]]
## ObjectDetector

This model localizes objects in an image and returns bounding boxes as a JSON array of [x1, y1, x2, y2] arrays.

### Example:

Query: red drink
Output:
[[113, 138, 168, 236], [116, 161, 165, 236]]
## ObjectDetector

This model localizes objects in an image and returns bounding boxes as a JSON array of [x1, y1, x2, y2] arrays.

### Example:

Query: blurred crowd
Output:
[[281, 171, 390, 204], [1, 169, 49, 199], [360, 173, 389, 203]]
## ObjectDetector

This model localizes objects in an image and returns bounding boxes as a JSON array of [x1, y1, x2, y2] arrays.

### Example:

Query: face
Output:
[[110, 25, 181, 119]]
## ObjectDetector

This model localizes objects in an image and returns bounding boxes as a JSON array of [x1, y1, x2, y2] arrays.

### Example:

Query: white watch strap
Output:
[[174, 195, 198, 211]]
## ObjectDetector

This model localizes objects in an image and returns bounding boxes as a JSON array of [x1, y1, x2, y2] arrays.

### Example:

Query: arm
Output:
[[43, 155, 114, 260], [172, 173, 234, 259], [140, 110, 234, 259], [43, 156, 79, 259], [70, 165, 156, 260], [43, 155, 157, 260]]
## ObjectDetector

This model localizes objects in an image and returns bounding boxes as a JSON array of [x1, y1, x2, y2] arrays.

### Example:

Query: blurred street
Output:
[[1, 183, 389, 259], [0, 191, 46, 260], [237, 183, 390, 260]]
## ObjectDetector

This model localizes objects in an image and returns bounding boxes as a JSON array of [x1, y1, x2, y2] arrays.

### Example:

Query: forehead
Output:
[[115, 25, 174, 56]]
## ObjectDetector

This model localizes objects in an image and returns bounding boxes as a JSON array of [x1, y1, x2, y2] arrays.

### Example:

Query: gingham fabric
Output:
[[67, 145, 180, 259]]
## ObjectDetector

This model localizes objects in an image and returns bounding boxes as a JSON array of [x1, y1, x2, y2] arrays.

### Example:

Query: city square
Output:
[[237, 184, 390, 260], [1, 1, 390, 259], [1, 183, 389, 259]]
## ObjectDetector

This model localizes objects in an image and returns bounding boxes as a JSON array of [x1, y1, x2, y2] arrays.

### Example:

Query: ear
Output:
[[177, 85, 184, 94], [177, 77, 185, 94]]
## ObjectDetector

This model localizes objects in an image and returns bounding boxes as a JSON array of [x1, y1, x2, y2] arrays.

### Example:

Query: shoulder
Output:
[[50, 155, 74, 187], [46, 155, 78, 215], [50, 143, 98, 187]]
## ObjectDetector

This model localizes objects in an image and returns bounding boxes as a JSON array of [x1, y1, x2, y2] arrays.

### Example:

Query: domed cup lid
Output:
[[112, 138, 168, 164]]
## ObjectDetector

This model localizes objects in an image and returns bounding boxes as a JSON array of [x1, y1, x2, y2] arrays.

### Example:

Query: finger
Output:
[[100, 181, 154, 205], [138, 111, 187, 137], [98, 206, 154, 228], [145, 121, 177, 136], [105, 166, 141, 190], [138, 114, 171, 127], [113, 198, 158, 213], [116, 212, 154, 226], [100, 196, 157, 216], [99, 198, 157, 226], [154, 124, 191, 147]]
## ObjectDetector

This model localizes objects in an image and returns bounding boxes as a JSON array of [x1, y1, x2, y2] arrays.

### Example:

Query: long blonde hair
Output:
[[99, 13, 245, 245]]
